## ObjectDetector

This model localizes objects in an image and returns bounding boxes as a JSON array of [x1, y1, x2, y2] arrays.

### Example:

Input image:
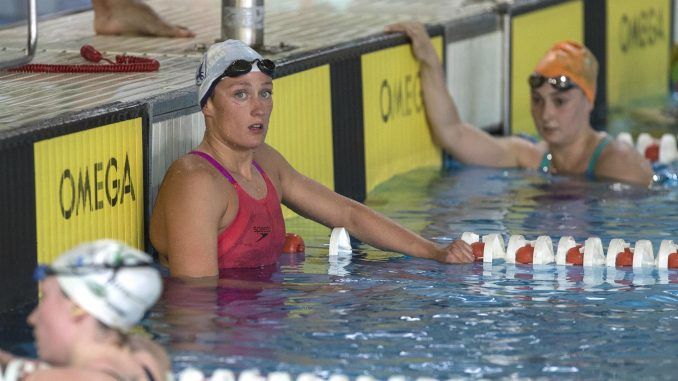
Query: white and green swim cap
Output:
[[36, 240, 162, 332]]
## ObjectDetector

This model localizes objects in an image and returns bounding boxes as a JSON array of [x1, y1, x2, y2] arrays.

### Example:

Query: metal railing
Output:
[[0, 0, 37, 70]]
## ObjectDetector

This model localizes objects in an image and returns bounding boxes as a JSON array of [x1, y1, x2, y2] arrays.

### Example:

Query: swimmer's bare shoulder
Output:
[[153, 153, 232, 217], [23, 367, 143, 381], [129, 335, 171, 380], [150, 153, 233, 255], [22, 368, 99, 381], [253, 143, 294, 193], [595, 139, 654, 186], [503, 136, 546, 170]]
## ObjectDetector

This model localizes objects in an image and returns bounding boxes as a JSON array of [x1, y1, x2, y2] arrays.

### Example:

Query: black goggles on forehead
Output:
[[528, 73, 576, 91], [200, 58, 276, 108], [223, 58, 275, 78], [33, 263, 154, 281]]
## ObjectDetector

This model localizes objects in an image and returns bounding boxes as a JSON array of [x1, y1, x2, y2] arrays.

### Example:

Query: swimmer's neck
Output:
[[198, 138, 258, 180], [547, 128, 602, 174]]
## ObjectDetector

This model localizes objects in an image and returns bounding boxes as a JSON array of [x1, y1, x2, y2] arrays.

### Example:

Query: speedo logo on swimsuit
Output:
[[253, 226, 272, 242]]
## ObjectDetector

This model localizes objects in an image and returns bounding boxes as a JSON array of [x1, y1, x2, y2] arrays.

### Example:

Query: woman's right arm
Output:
[[151, 161, 225, 278], [385, 22, 539, 168]]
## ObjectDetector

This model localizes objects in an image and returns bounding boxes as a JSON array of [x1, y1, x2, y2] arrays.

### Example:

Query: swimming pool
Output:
[[1, 162, 676, 380], [143, 163, 678, 380]]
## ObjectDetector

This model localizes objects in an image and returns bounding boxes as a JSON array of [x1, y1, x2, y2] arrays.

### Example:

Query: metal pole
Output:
[[221, 0, 265, 48], [0, 0, 38, 69]]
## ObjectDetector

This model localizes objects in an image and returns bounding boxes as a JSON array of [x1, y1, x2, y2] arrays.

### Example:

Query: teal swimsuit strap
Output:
[[585, 136, 612, 179], [539, 151, 551, 173]]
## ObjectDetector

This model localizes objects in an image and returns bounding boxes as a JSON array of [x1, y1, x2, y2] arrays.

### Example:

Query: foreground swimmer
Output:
[[386, 22, 653, 186], [0, 240, 168, 381], [150, 39, 473, 278], [93, 0, 194, 37]]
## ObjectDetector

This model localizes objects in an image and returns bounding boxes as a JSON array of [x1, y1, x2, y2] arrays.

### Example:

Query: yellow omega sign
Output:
[[267, 65, 334, 218], [361, 38, 443, 193], [606, 0, 670, 106], [34, 118, 144, 264]]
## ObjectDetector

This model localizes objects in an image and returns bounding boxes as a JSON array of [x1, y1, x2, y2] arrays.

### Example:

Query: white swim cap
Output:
[[195, 39, 273, 108], [36, 240, 162, 332]]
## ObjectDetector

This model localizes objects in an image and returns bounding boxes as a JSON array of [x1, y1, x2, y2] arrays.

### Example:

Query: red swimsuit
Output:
[[190, 151, 286, 269]]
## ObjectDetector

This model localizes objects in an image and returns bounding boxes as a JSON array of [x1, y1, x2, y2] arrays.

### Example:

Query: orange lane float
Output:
[[282, 233, 305, 253], [461, 233, 506, 263], [617, 132, 678, 164], [644, 143, 660, 162], [605, 239, 654, 268], [658, 240, 678, 269], [505, 235, 554, 265], [471, 242, 485, 261], [515, 245, 535, 264], [669, 253, 678, 268], [462, 232, 676, 269], [615, 248, 634, 267], [555, 237, 605, 266], [566, 244, 584, 265]]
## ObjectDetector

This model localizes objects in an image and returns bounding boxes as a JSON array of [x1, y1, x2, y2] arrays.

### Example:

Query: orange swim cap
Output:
[[533, 41, 598, 103]]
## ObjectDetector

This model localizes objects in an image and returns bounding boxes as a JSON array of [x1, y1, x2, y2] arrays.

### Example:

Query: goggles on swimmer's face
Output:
[[528, 73, 576, 92], [201, 58, 276, 108], [222, 58, 275, 79], [33, 262, 154, 282]]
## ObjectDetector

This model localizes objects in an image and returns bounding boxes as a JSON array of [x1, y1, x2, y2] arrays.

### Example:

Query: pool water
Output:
[[145, 165, 678, 380]]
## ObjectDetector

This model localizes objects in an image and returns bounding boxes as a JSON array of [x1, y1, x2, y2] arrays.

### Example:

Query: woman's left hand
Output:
[[384, 21, 440, 66]]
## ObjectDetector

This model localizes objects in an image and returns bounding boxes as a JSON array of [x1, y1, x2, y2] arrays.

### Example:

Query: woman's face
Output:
[[27, 277, 77, 365], [530, 83, 592, 146], [204, 71, 274, 151]]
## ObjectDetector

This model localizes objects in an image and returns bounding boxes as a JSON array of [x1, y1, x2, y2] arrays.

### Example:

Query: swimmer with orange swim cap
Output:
[[386, 22, 653, 186], [0, 240, 169, 381]]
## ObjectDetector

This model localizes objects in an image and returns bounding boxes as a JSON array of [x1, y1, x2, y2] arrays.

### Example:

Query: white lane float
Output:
[[175, 369, 417, 381], [504, 235, 554, 265], [555, 236, 605, 266], [659, 134, 678, 164], [617, 132, 678, 164], [617, 132, 633, 148], [460, 232, 505, 262], [657, 240, 678, 269], [606, 239, 654, 268], [329, 227, 352, 256], [462, 233, 678, 270], [211, 369, 237, 381], [326, 228, 677, 270], [327, 227, 353, 276]]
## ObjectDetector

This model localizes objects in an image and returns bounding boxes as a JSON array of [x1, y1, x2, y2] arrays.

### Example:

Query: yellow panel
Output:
[[34, 118, 144, 264], [267, 65, 334, 218], [607, 0, 670, 107], [511, 1, 584, 136], [362, 37, 442, 193]]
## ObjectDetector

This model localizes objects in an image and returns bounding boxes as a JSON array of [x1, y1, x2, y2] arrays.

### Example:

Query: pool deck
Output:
[[0, 0, 498, 132]]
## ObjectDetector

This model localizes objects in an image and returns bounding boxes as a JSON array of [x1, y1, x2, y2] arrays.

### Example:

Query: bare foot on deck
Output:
[[93, 0, 195, 38]]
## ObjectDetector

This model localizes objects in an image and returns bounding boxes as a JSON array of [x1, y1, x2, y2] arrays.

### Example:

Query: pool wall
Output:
[[0, 0, 675, 311]]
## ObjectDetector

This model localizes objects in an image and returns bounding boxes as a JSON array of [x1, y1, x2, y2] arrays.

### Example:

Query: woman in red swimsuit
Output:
[[150, 40, 473, 278], [386, 22, 653, 186]]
